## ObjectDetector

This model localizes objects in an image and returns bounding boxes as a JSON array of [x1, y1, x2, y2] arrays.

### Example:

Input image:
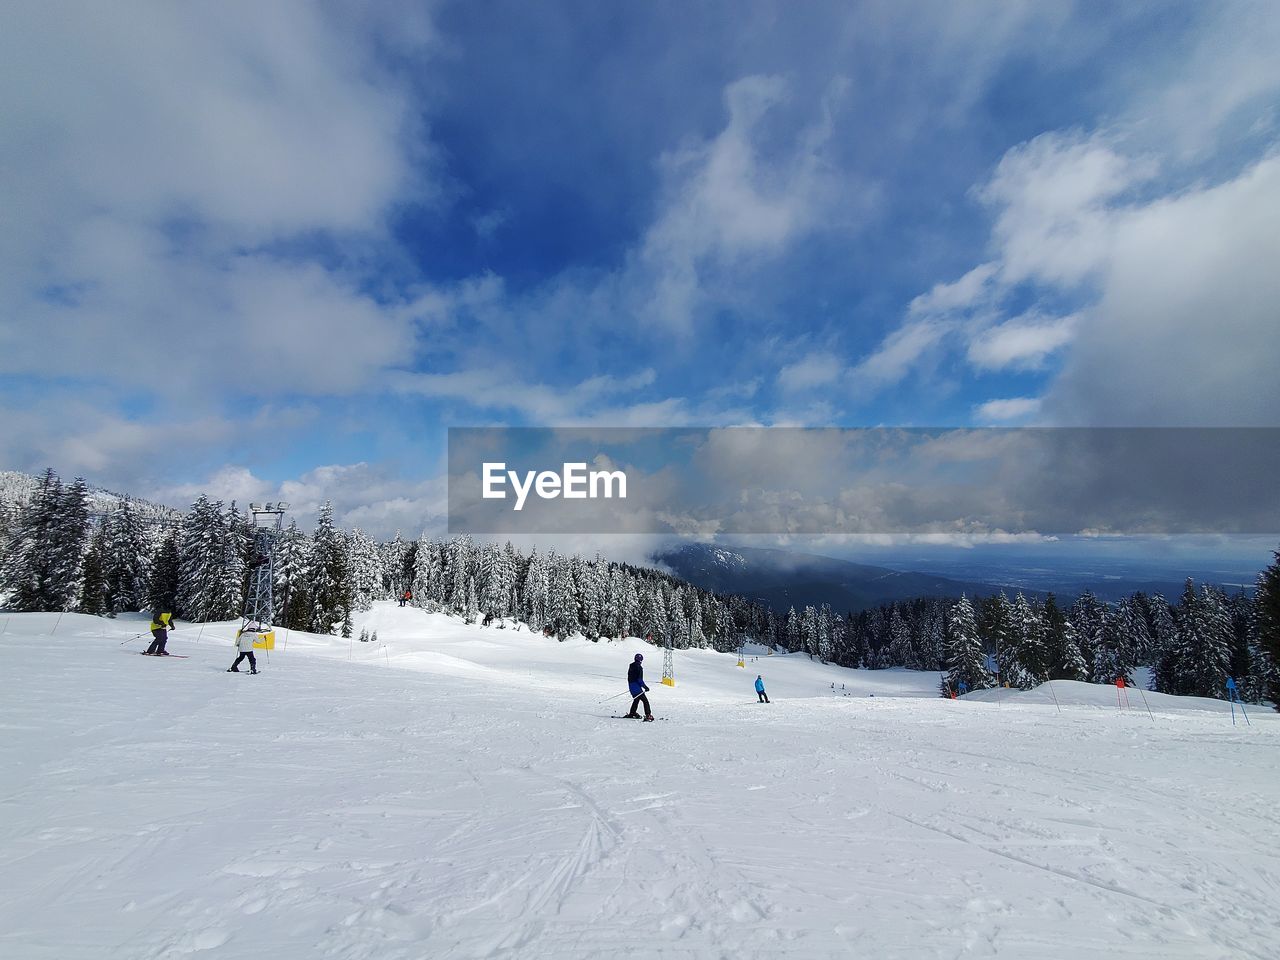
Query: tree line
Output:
[[2, 468, 1278, 707], [0, 469, 773, 652]]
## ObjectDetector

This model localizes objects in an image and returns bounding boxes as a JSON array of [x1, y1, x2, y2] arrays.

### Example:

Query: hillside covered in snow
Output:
[[2, 602, 1277, 959]]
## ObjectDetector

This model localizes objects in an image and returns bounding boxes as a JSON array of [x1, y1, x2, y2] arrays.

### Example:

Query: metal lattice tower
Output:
[[661, 621, 677, 687], [241, 502, 288, 630]]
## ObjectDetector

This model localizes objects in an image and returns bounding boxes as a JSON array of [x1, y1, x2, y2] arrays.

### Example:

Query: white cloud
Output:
[[391, 368, 659, 423], [900, 89, 1280, 426], [908, 262, 999, 318], [847, 320, 950, 392], [153, 462, 449, 540], [777, 352, 843, 393], [632, 75, 858, 332], [978, 131, 1148, 287], [1044, 152, 1280, 425], [967, 312, 1077, 370], [1136, 3, 1280, 158], [0, 394, 319, 493], [974, 397, 1042, 423], [0, 2, 434, 399]]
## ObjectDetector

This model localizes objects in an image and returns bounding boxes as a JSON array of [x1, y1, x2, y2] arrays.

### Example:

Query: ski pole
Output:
[[598, 690, 629, 705], [120, 633, 147, 645]]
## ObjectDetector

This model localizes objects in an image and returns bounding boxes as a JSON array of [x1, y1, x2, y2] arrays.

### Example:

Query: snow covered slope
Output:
[[2, 603, 1277, 959]]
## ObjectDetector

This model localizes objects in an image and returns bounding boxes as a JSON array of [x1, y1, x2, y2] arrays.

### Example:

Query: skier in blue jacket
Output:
[[755, 675, 769, 703], [625, 653, 654, 721]]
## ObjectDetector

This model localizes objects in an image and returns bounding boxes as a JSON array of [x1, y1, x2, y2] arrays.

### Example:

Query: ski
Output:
[[137, 653, 189, 658], [610, 715, 665, 721]]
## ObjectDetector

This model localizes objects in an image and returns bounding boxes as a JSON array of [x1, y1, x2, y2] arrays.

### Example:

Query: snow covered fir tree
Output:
[[2, 468, 1278, 708]]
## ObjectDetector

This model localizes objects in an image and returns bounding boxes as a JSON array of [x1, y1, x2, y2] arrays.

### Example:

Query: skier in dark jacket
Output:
[[625, 653, 654, 721], [755, 675, 769, 703], [144, 611, 175, 656]]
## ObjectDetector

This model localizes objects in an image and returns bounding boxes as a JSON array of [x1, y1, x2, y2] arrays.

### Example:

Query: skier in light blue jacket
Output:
[[755, 675, 769, 703]]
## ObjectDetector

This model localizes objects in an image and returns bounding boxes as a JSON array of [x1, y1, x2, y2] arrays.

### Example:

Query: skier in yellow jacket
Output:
[[144, 611, 175, 656]]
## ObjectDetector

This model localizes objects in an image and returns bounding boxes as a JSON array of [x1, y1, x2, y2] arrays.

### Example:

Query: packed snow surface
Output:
[[2, 603, 1278, 959]]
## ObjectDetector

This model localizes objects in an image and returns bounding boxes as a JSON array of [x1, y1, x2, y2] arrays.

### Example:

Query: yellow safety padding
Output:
[[736, 660, 745, 668], [252, 631, 275, 650], [661, 677, 675, 687]]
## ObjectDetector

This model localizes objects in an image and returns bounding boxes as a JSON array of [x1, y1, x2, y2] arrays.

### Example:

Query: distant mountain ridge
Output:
[[654, 544, 1003, 614], [654, 543, 1251, 613], [0, 470, 181, 524]]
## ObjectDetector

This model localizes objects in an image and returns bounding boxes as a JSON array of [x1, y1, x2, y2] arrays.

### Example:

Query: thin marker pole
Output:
[[1135, 683, 1155, 722], [1046, 679, 1062, 714]]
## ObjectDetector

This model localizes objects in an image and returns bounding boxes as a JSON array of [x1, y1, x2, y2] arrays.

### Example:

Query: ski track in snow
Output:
[[1, 606, 1279, 959]]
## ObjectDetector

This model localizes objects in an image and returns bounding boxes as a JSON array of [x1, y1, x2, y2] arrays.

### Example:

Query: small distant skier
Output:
[[625, 653, 654, 721], [144, 610, 175, 656], [755, 675, 770, 703], [399, 589, 412, 608], [482, 612, 494, 627], [228, 623, 259, 674], [958, 679, 969, 697]]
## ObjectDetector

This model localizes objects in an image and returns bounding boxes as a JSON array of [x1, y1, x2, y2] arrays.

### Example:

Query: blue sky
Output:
[[1, 1, 1278, 567]]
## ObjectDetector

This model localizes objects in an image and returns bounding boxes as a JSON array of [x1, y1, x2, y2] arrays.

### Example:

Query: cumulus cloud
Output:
[[0, 2, 433, 398], [967, 312, 1077, 371], [391, 366, 756, 428], [847, 320, 950, 392], [1135, 2, 1280, 158], [978, 132, 1147, 287], [881, 114, 1280, 424], [153, 462, 449, 540], [631, 74, 858, 332], [973, 397, 1042, 423], [907, 262, 1000, 318], [1044, 153, 1280, 425], [777, 352, 843, 393]]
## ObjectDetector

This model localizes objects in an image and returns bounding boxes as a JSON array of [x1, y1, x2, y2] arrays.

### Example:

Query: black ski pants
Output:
[[145, 629, 168, 655], [231, 651, 257, 671], [757, 690, 769, 703], [628, 692, 652, 717]]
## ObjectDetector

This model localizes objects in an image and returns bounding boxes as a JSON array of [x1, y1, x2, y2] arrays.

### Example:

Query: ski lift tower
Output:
[[661, 624, 676, 687], [241, 502, 288, 632]]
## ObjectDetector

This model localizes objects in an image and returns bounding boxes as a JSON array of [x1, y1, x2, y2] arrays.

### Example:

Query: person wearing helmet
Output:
[[625, 653, 654, 721]]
